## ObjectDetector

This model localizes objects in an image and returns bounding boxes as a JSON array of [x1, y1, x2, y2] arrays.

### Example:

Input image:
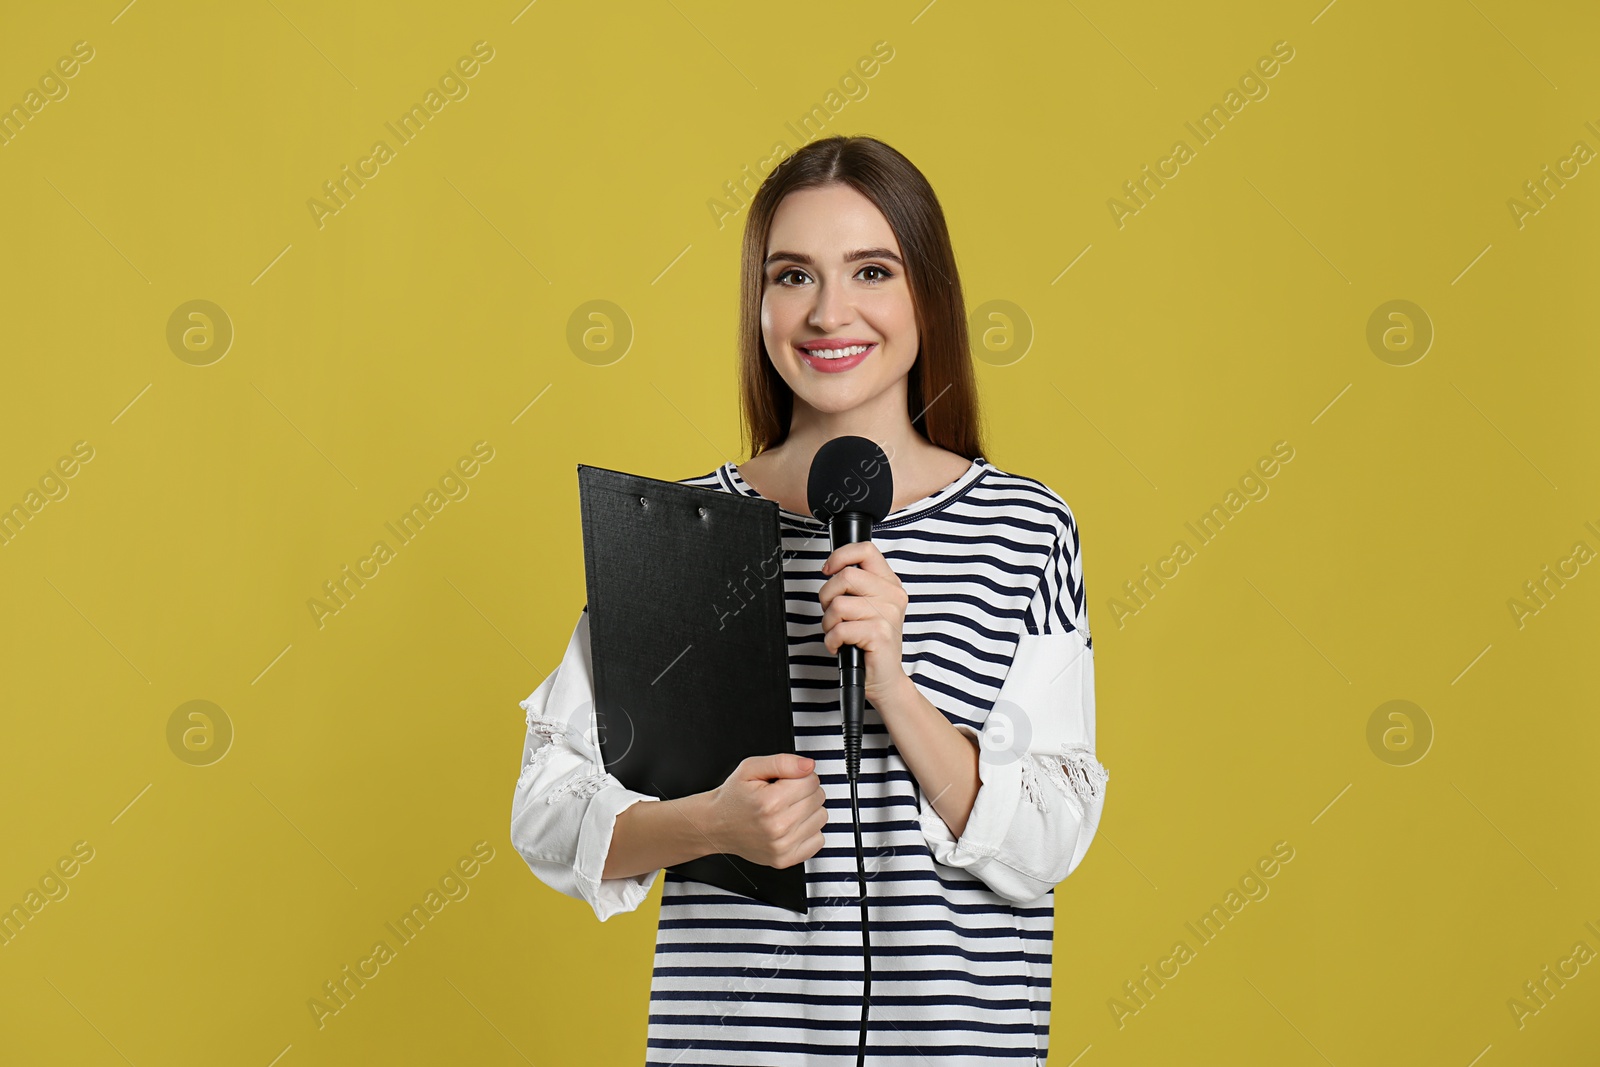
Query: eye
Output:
[[768, 264, 896, 287]]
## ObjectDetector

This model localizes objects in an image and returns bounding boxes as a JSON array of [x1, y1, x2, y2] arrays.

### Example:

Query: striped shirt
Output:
[[510, 454, 1108, 1066]]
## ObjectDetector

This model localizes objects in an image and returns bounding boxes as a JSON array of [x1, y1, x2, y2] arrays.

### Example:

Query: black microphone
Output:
[[807, 434, 892, 1067], [806, 436, 894, 783]]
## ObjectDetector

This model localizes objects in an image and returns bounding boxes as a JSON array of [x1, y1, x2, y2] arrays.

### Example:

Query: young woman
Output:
[[511, 135, 1109, 1065]]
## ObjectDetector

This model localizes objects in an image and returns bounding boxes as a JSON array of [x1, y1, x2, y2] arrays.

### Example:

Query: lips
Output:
[[797, 342, 876, 373]]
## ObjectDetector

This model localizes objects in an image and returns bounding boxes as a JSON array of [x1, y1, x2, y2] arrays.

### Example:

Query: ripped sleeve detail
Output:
[[520, 700, 613, 805], [1019, 741, 1109, 819], [543, 772, 612, 804]]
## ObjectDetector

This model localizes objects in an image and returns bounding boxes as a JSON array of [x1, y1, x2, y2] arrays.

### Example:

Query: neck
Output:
[[781, 383, 925, 466]]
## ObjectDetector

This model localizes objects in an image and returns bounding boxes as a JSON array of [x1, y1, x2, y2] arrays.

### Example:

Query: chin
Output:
[[795, 385, 882, 414]]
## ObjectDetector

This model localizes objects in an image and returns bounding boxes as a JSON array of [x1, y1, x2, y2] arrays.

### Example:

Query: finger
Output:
[[770, 781, 820, 819], [778, 798, 831, 847], [821, 541, 899, 583], [824, 581, 907, 636], [820, 594, 888, 636], [780, 777, 825, 814], [824, 620, 879, 655], [819, 565, 904, 614], [745, 753, 814, 780]]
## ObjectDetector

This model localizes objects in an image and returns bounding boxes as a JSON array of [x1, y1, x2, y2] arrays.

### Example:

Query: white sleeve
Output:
[[918, 514, 1109, 905], [509, 608, 664, 921]]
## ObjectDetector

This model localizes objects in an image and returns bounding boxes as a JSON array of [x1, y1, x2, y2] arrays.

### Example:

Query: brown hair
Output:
[[736, 135, 987, 463]]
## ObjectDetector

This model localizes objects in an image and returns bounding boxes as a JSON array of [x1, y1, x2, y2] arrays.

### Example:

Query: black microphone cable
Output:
[[843, 680, 871, 1067]]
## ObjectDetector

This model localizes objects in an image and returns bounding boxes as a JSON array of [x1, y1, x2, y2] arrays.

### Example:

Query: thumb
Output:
[[744, 753, 814, 780]]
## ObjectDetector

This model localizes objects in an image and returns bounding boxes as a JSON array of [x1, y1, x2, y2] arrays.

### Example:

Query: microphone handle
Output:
[[831, 512, 873, 781]]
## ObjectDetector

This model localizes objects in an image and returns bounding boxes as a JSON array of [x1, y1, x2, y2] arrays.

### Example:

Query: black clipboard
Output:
[[576, 464, 808, 913]]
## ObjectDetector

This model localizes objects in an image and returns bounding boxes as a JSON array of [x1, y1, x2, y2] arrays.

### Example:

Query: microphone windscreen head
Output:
[[806, 436, 894, 523]]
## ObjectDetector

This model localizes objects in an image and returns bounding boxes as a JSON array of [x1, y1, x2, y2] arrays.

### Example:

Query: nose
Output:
[[807, 277, 852, 333]]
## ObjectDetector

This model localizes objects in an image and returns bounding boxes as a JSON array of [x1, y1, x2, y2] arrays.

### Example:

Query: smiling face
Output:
[[759, 183, 920, 423]]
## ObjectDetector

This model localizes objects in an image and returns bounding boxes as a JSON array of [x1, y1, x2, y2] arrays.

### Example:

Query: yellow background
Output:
[[1, 1, 1596, 1063]]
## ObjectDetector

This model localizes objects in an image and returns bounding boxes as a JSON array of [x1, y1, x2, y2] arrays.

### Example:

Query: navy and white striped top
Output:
[[633, 454, 1106, 1065]]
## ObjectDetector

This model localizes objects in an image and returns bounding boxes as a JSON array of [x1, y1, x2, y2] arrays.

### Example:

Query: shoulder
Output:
[[974, 459, 1083, 555], [676, 464, 731, 492], [981, 463, 1091, 639]]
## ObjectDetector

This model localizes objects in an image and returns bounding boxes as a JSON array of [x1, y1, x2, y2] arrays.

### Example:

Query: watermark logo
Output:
[[0, 840, 96, 949], [1365, 299, 1432, 367], [0, 440, 95, 549], [0, 40, 95, 150], [167, 700, 234, 766], [307, 42, 496, 230], [566, 300, 633, 366], [1507, 920, 1600, 1030], [563, 698, 636, 768], [167, 300, 233, 366], [1365, 699, 1432, 767], [706, 41, 896, 230], [1506, 122, 1599, 230], [1507, 523, 1598, 629], [977, 698, 1033, 767], [307, 441, 495, 629], [1108, 840, 1296, 1028], [969, 299, 1032, 367], [1108, 40, 1295, 229], [306, 842, 496, 1029], [1108, 441, 1294, 628]]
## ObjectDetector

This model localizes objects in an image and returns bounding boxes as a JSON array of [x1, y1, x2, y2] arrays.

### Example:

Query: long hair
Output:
[[736, 136, 987, 463]]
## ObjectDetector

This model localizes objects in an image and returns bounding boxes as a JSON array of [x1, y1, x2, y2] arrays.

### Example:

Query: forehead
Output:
[[767, 184, 900, 256]]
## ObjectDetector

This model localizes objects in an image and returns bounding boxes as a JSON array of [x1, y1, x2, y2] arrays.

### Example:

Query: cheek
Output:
[[761, 295, 787, 334], [886, 339, 918, 378], [760, 292, 796, 337], [874, 298, 918, 356], [870, 292, 916, 335], [760, 323, 788, 366]]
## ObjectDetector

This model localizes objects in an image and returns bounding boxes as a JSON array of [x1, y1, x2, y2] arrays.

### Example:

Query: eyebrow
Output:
[[764, 247, 905, 269]]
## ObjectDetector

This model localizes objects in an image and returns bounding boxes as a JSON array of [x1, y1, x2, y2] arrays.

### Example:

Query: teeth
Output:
[[803, 343, 872, 359]]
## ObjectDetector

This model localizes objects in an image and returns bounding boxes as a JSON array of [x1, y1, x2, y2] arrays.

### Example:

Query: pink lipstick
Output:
[[796, 339, 876, 373]]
